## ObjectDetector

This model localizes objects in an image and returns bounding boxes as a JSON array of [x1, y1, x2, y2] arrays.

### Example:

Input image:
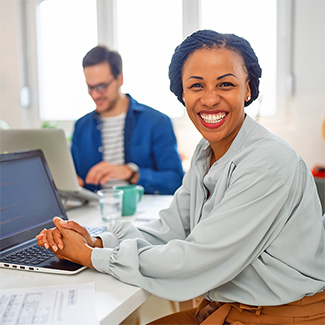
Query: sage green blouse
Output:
[[92, 115, 325, 305]]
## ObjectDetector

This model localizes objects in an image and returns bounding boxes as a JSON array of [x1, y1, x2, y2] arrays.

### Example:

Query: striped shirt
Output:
[[101, 113, 128, 188]]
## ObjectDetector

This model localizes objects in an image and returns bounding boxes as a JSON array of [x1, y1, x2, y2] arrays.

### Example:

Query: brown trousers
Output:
[[148, 291, 325, 325]]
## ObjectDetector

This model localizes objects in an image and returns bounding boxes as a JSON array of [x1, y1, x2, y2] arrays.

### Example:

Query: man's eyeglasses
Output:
[[87, 78, 115, 93]]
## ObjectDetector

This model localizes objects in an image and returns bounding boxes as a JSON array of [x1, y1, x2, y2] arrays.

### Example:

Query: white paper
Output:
[[135, 195, 172, 222], [0, 282, 99, 325]]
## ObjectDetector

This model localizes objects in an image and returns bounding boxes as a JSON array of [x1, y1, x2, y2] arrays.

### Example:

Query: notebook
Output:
[[0, 150, 105, 275], [0, 129, 97, 202]]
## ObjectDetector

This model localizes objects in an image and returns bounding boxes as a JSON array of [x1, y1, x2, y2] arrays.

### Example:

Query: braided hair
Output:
[[169, 30, 262, 107]]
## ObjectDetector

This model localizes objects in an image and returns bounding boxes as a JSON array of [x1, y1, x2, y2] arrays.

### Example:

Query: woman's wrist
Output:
[[92, 237, 103, 248], [83, 245, 95, 268]]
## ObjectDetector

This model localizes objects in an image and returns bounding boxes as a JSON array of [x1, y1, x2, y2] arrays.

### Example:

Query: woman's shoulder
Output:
[[236, 120, 301, 177]]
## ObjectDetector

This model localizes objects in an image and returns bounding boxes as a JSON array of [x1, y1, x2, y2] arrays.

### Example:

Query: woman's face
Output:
[[182, 47, 251, 157]]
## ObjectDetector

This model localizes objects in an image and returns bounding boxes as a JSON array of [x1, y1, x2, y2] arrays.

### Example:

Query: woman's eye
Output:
[[220, 82, 234, 88], [189, 83, 203, 89]]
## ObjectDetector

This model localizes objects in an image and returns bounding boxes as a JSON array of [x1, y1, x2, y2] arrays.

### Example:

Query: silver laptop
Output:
[[0, 150, 105, 274], [0, 129, 97, 202]]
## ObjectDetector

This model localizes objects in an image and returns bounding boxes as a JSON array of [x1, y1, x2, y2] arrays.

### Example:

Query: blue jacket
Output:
[[71, 94, 184, 194]]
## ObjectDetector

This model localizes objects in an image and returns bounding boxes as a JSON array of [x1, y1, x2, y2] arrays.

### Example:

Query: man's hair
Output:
[[168, 29, 262, 107], [82, 45, 123, 78]]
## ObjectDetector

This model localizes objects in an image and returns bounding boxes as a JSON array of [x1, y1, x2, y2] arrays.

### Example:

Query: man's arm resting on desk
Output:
[[85, 161, 138, 186], [36, 217, 103, 268]]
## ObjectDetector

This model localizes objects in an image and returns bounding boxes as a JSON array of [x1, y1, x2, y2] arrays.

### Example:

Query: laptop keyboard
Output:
[[1, 245, 54, 266], [87, 226, 107, 236]]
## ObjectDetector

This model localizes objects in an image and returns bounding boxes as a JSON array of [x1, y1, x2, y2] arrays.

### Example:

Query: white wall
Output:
[[260, 0, 325, 169], [172, 0, 325, 170], [1, 0, 324, 169], [0, 0, 22, 128]]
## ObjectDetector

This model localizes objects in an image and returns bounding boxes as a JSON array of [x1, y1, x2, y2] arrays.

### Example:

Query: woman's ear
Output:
[[245, 81, 251, 103]]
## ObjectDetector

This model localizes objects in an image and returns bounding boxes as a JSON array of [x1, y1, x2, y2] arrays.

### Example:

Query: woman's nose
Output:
[[200, 90, 221, 107]]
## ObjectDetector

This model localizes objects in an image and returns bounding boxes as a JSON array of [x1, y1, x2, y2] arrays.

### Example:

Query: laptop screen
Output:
[[0, 150, 67, 251]]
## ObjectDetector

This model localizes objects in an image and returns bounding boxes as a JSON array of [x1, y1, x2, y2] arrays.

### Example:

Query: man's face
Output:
[[84, 62, 122, 116]]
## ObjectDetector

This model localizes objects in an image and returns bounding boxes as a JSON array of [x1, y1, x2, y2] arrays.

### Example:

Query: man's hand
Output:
[[77, 175, 84, 187], [85, 161, 133, 185]]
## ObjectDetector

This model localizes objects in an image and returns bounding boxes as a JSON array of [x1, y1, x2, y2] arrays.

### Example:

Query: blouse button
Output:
[[98, 146, 104, 153]]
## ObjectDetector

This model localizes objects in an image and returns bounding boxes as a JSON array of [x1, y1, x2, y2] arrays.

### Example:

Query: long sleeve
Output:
[[124, 96, 184, 195], [70, 111, 102, 192], [70, 95, 184, 194], [91, 116, 325, 305]]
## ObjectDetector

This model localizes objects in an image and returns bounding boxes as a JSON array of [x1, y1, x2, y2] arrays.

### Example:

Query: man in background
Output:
[[71, 45, 184, 194]]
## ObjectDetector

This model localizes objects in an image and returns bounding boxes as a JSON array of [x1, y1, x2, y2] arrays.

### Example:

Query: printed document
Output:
[[0, 282, 99, 324]]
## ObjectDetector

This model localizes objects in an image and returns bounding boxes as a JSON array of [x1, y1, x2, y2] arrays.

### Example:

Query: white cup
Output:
[[97, 189, 123, 222]]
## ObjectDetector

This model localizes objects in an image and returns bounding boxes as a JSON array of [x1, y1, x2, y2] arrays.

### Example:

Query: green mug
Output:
[[113, 185, 144, 216]]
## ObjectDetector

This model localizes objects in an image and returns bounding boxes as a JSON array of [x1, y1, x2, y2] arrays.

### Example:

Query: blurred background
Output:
[[0, 0, 324, 170]]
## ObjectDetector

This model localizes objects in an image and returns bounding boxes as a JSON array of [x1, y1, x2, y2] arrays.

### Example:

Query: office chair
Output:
[[314, 177, 325, 215]]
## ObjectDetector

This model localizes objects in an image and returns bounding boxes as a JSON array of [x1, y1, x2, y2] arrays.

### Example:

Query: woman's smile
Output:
[[198, 111, 228, 129], [182, 47, 251, 159]]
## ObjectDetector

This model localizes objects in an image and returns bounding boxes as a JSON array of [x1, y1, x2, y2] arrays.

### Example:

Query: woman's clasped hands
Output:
[[35, 217, 103, 268]]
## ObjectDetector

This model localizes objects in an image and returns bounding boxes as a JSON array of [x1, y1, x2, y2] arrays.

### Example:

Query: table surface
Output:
[[0, 194, 174, 325]]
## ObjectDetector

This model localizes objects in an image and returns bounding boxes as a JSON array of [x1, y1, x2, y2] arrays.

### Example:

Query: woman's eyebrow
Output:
[[187, 76, 203, 81], [217, 73, 238, 80], [187, 73, 238, 81]]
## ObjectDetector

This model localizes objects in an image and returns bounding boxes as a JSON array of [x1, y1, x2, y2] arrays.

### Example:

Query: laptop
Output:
[[0, 150, 105, 275], [0, 129, 97, 202]]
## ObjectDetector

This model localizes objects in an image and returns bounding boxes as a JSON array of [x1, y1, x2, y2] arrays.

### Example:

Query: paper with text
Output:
[[0, 282, 99, 325]]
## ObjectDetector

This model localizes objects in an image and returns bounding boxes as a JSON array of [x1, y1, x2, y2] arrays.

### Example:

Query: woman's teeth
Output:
[[200, 112, 226, 124]]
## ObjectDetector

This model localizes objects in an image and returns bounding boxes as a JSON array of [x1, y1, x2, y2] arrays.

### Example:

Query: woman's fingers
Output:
[[58, 219, 95, 247], [36, 225, 63, 251]]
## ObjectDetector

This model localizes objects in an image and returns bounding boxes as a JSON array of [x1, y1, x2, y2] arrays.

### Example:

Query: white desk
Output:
[[0, 195, 174, 325]]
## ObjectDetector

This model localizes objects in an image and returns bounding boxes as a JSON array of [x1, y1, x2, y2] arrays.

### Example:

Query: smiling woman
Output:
[[37, 29, 324, 325], [181, 48, 251, 161]]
